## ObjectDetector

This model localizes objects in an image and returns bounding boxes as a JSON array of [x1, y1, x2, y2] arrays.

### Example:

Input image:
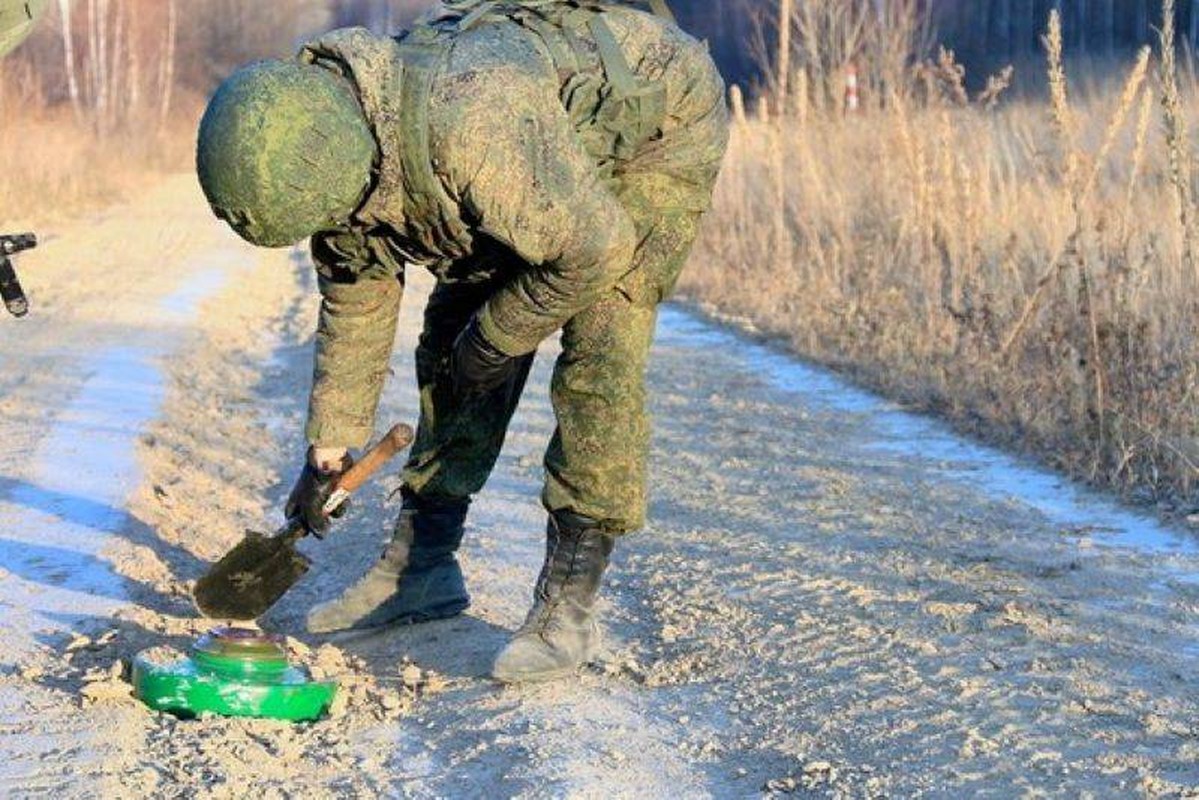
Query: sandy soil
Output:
[[0, 177, 1197, 798]]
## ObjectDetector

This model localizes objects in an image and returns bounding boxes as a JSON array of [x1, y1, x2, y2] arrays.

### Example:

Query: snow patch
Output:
[[0, 259, 240, 642], [656, 305, 1196, 559]]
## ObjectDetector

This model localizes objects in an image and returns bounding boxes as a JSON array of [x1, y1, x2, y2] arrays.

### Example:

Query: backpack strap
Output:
[[646, 0, 675, 24], [586, 11, 667, 162], [391, 30, 473, 260], [456, 0, 500, 31], [587, 13, 638, 97], [443, 0, 676, 30]]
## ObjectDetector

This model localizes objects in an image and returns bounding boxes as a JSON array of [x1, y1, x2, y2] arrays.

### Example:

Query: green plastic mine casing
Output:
[[133, 628, 336, 722]]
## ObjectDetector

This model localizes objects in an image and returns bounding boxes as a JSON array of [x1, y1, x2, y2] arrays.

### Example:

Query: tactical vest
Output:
[[387, 0, 674, 263]]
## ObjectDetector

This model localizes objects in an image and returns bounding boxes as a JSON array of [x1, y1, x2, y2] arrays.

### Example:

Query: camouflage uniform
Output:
[[302, 2, 728, 533], [0, 0, 46, 59]]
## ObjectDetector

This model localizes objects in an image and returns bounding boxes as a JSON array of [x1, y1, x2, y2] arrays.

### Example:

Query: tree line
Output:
[[935, 1, 1192, 66], [6, 0, 1194, 130], [668, 1, 1199, 89]]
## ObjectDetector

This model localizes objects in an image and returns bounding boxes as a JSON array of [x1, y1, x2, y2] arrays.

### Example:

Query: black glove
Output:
[[285, 451, 353, 537], [451, 315, 520, 400]]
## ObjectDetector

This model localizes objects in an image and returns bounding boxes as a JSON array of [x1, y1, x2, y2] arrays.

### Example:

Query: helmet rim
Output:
[[196, 59, 378, 248]]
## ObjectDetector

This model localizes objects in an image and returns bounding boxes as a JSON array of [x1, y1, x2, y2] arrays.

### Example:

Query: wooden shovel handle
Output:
[[339, 424, 414, 494], [320, 424, 414, 516]]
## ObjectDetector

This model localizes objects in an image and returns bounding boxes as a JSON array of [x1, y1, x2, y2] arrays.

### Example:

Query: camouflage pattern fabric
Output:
[[303, 3, 728, 532], [197, 60, 379, 248], [0, 0, 47, 59]]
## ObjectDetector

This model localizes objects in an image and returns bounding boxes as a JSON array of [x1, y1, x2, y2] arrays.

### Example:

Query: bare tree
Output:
[[1135, 0, 1151, 42], [57, 0, 81, 119], [1098, 0, 1115, 54], [994, 0, 1011, 57], [1014, 0, 1035, 55], [331, 0, 426, 31], [775, 0, 791, 115], [1076, 0, 1088, 53], [158, 0, 177, 129]]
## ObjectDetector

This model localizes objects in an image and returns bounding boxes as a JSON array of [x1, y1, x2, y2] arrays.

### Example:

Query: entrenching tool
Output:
[[133, 627, 337, 721], [193, 423, 414, 621]]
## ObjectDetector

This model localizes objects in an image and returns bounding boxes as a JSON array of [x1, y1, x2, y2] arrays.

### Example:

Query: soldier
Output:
[[0, 0, 47, 59], [196, 0, 728, 683]]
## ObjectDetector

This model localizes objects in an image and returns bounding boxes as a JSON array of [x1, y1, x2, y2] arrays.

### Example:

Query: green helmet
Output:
[[196, 59, 378, 248]]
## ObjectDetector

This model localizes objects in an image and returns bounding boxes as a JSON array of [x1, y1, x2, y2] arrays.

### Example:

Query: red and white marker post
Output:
[[844, 62, 860, 114]]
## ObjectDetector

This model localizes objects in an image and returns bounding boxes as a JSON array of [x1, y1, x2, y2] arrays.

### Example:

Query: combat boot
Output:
[[492, 512, 615, 683], [307, 493, 471, 634]]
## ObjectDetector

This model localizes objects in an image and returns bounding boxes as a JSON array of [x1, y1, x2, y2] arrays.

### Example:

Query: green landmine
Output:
[[133, 628, 336, 722]]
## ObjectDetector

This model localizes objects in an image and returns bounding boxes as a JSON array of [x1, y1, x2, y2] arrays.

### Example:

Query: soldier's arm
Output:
[[305, 230, 404, 452], [445, 70, 636, 357]]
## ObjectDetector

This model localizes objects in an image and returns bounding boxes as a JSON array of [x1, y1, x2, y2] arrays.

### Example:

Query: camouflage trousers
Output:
[[401, 179, 711, 533]]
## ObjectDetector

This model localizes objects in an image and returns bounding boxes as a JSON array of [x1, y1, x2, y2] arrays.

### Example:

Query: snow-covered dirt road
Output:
[[0, 178, 1196, 798]]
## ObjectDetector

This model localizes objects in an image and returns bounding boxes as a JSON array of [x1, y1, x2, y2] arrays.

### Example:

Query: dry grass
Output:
[[684, 14, 1199, 513], [0, 0, 334, 230], [0, 68, 197, 230]]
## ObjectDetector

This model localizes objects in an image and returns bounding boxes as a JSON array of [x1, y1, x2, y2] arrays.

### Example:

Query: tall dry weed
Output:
[[686, 9, 1199, 514], [1158, 0, 1195, 274], [0, 70, 197, 228]]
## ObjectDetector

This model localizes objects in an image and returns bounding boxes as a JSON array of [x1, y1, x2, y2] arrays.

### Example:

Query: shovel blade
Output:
[[193, 530, 311, 621]]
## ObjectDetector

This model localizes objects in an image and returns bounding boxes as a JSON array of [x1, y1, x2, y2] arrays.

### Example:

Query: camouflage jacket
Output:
[[301, 4, 726, 448]]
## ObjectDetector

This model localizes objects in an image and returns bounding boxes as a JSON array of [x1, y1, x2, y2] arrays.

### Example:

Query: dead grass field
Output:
[[0, 73, 196, 229], [683, 15, 1198, 515]]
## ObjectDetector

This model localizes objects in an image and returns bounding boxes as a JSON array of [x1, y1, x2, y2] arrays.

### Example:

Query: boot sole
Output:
[[309, 597, 470, 635], [388, 597, 471, 627], [491, 663, 578, 684], [490, 644, 600, 685]]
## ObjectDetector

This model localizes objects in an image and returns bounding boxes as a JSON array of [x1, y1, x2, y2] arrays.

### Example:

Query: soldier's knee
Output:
[[551, 290, 655, 416], [551, 353, 640, 405], [553, 339, 648, 402]]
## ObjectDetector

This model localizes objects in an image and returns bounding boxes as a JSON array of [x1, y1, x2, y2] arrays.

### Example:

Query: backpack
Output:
[[383, 1, 676, 262]]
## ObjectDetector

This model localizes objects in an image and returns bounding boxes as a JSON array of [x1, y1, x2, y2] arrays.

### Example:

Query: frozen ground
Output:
[[0, 178, 1196, 797]]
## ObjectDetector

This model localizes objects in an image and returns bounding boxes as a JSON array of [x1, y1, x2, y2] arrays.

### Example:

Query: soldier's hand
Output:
[[451, 315, 520, 399], [285, 448, 354, 537]]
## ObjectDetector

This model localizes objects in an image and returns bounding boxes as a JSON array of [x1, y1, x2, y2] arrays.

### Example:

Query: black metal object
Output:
[[193, 520, 312, 621], [0, 233, 36, 318], [194, 423, 414, 621]]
